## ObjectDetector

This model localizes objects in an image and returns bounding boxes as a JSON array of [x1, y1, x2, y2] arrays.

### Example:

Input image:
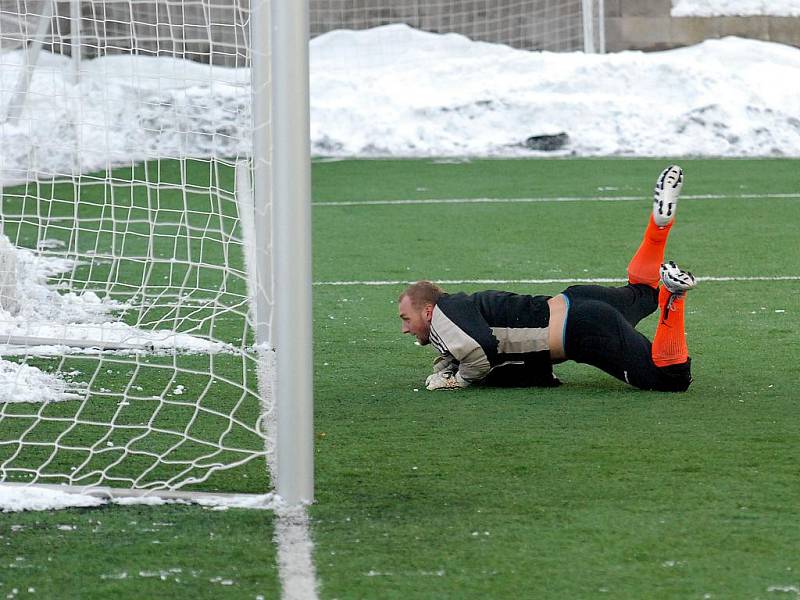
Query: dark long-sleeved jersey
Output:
[[429, 290, 558, 387]]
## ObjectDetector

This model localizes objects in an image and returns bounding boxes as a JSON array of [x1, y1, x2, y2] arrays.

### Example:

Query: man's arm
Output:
[[425, 354, 458, 385], [432, 353, 458, 374], [427, 302, 494, 389]]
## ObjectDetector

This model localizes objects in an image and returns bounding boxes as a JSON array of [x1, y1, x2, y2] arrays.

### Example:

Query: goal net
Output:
[[0, 0, 274, 498], [311, 0, 605, 53], [0, 0, 601, 500]]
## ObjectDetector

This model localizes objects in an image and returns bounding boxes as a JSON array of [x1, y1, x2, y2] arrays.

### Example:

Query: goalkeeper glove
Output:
[[426, 370, 470, 391], [426, 355, 458, 387]]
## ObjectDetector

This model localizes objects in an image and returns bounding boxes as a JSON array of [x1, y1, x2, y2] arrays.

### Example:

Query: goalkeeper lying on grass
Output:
[[397, 165, 696, 392]]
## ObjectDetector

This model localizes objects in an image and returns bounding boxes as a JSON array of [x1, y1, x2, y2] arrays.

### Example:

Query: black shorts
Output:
[[562, 284, 691, 392]]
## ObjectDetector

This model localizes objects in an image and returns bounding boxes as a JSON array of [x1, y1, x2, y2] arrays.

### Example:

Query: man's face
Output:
[[398, 295, 433, 345]]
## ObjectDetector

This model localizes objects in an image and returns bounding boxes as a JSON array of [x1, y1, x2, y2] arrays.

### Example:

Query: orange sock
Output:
[[627, 215, 672, 288], [652, 285, 689, 367]]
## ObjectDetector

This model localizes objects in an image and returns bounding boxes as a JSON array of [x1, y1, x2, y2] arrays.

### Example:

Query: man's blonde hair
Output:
[[399, 280, 444, 309]]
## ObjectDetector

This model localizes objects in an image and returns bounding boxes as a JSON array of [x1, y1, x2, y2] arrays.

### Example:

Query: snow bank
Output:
[[2, 25, 800, 182], [672, 0, 800, 17]]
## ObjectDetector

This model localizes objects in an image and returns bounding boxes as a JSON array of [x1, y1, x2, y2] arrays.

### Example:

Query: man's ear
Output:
[[423, 303, 434, 320]]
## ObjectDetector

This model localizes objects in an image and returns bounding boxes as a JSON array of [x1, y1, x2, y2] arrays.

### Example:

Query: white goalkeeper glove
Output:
[[425, 355, 458, 388], [425, 370, 470, 391]]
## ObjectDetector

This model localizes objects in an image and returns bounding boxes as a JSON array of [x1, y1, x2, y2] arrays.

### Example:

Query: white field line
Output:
[[314, 275, 800, 286], [274, 504, 320, 600], [257, 351, 320, 600], [313, 192, 800, 207]]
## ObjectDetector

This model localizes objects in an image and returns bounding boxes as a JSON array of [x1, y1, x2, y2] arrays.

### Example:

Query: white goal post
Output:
[[268, 0, 315, 505]]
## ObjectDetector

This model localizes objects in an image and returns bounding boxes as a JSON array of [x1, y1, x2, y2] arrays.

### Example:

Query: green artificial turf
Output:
[[1, 504, 279, 599], [309, 158, 800, 599], [2, 157, 799, 599]]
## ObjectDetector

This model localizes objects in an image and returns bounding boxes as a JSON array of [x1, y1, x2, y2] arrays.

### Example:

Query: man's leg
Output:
[[652, 261, 696, 367], [561, 165, 685, 327], [627, 165, 683, 288], [562, 283, 657, 328], [564, 299, 691, 392], [563, 262, 695, 392]]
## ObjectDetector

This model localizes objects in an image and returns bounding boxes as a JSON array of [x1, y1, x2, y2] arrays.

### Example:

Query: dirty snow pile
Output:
[[672, 0, 800, 17], [1, 24, 800, 183], [308, 26, 800, 156], [0, 52, 251, 184], [0, 235, 229, 404], [0, 485, 278, 512]]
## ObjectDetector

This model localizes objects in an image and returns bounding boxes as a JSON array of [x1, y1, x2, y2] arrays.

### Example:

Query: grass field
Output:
[[2, 158, 799, 599]]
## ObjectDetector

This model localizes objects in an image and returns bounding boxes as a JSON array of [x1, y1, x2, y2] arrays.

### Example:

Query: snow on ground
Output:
[[0, 235, 232, 403], [1, 25, 800, 184], [0, 359, 85, 402], [0, 51, 250, 184], [673, 0, 800, 17], [0, 485, 278, 512], [309, 26, 800, 156], [0, 485, 105, 512], [0, 238, 229, 358]]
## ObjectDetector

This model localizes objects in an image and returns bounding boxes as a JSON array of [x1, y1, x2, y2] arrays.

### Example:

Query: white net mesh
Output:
[[0, 0, 270, 493], [0, 173, 271, 492], [311, 0, 595, 52]]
